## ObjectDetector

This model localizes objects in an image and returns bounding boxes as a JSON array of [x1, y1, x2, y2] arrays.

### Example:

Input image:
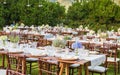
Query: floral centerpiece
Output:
[[9, 36, 20, 43], [99, 32, 108, 39], [79, 25, 83, 30], [89, 30, 95, 35], [52, 39, 66, 49], [9, 36, 20, 48], [72, 41, 83, 55], [13, 23, 19, 30], [118, 28, 120, 32], [85, 26, 89, 31]]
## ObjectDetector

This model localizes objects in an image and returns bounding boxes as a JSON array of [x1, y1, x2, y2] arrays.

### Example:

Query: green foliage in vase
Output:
[[9, 36, 20, 43], [0, 35, 7, 45], [52, 39, 66, 48]]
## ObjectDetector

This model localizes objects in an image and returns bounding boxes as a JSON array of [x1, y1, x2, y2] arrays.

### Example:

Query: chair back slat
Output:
[[101, 43, 118, 61], [38, 57, 59, 75], [6, 53, 26, 75]]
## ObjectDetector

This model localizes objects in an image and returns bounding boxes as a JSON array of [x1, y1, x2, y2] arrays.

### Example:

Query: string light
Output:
[[38, 4, 43, 7], [38, 0, 43, 7], [27, 0, 30, 7], [3, 0, 7, 4]]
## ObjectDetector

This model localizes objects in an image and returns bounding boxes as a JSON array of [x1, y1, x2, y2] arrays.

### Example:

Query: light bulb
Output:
[[3, 1, 6, 4], [27, 0, 30, 7], [38, 4, 43, 7], [27, 4, 30, 7]]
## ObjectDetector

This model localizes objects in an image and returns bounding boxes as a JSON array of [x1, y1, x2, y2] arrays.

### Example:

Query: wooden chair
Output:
[[26, 58, 38, 75], [0, 51, 6, 69], [88, 51, 108, 75], [33, 35, 44, 42], [87, 43, 111, 75], [37, 38, 48, 47], [0, 51, 6, 75], [6, 53, 26, 75], [38, 57, 59, 75], [82, 42, 90, 50], [87, 36, 95, 40], [88, 43, 96, 51], [61, 32, 72, 35], [19, 34, 28, 43], [106, 38, 117, 43], [27, 34, 34, 42], [88, 64, 107, 75], [67, 40, 75, 49], [102, 43, 120, 75]]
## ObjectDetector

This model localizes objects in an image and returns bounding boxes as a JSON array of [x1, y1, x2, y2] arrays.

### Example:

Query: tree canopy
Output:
[[0, 0, 65, 27], [0, 0, 120, 31], [66, 0, 120, 30]]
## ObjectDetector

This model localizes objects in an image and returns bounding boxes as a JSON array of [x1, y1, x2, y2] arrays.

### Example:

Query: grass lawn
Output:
[[30, 64, 117, 75]]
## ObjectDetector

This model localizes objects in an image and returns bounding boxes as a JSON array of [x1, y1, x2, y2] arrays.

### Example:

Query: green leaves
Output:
[[66, 0, 120, 30], [0, 0, 120, 30], [0, 0, 65, 27]]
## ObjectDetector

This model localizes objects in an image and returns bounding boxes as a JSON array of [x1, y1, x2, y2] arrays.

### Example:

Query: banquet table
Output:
[[54, 51, 106, 75], [0, 42, 106, 75]]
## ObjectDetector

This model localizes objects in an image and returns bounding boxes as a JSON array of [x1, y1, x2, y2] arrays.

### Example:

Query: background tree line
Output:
[[0, 0, 65, 27], [0, 0, 120, 31]]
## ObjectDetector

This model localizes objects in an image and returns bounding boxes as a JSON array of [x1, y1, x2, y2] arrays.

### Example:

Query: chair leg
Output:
[[118, 61, 120, 73], [72, 68, 74, 75], [29, 62, 32, 75], [92, 72, 94, 75], [78, 66, 82, 75], [69, 68, 71, 75], [114, 63, 117, 75], [100, 73, 102, 75], [56, 65, 59, 75], [38, 61, 42, 75], [105, 71, 107, 75]]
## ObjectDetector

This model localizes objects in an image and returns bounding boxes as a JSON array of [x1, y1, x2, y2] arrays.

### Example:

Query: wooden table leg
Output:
[[84, 63, 89, 75], [22, 57, 26, 74], [59, 63, 65, 75], [2, 54, 5, 68], [78, 66, 82, 75], [65, 64, 69, 75], [38, 61, 42, 75]]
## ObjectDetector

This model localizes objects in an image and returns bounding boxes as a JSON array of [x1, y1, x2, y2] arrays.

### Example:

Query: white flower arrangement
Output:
[[20, 23, 25, 27], [0, 35, 7, 41], [39, 24, 44, 29], [0, 35, 7, 45], [8, 27, 13, 31], [45, 24, 50, 28], [99, 32, 108, 39], [89, 30, 95, 35], [52, 39, 66, 48], [79, 25, 83, 29], [97, 29, 101, 34], [30, 25, 35, 30], [85, 26, 89, 30], [118, 28, 120, 32]]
